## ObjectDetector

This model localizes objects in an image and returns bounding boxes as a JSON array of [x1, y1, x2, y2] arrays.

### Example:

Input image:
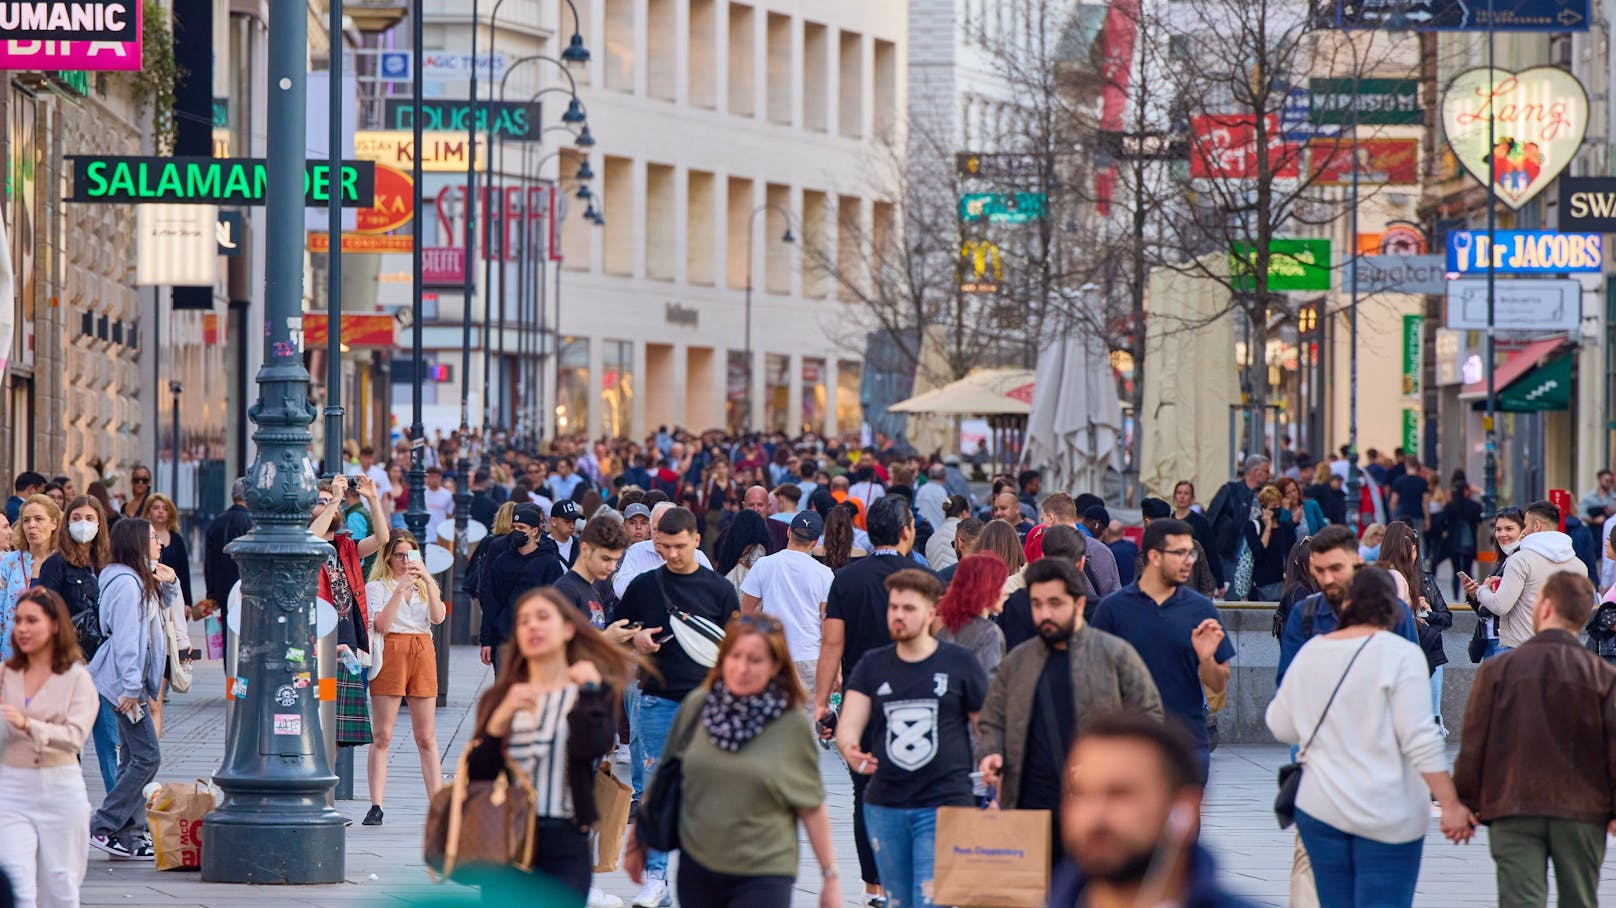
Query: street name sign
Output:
[[1339, 0, 1590, 30], [1445, 278, 1581, 332], [66, 156, 377, 207]]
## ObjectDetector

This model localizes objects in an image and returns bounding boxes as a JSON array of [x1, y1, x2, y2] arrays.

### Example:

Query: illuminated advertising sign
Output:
[[1445, 230, 1601, 274]]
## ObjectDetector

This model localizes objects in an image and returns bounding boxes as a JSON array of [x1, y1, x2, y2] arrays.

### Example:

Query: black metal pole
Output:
[[1346, 89, 1361, 535], [452, 0, 479, 655], [536, 203, 548, 442], [170, 381, 181, 496], [200, 0, 345, 882], [324, 0, 344, 477], [1481, 17, 1499, 520], [406, 0, 428, 547]]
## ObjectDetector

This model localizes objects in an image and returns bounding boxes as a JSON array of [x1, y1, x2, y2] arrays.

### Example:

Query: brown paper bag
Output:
[[145, 781, 215, 871], [591, 761, 633, 873], [932, 805, 1051, 907]]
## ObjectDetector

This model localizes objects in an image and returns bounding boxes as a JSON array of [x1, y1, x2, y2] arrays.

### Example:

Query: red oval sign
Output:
[[355, 164, 414, 234]]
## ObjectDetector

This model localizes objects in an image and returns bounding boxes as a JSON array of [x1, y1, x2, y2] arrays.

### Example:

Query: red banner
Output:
[[1189, 114, 1301, 179], [423, 246, 465, 286], [306, 233, 413, 254], [302, 313, 396, 348], [1308, 138, 1419, 186]]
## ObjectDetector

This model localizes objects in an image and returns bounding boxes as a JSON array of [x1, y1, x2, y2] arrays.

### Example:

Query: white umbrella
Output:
[[1023, 331, 1122, 496]]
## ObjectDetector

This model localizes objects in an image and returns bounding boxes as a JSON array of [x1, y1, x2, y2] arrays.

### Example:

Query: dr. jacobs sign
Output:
[[1445, 229, 1602, 274], [1442, 67, 1588, 210]]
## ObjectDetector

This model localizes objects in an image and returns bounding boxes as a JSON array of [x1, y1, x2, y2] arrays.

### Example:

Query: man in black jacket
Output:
[[203, 478, 254, 622], [478, 503, 565, 667], [1205, 455, 1271, 588]]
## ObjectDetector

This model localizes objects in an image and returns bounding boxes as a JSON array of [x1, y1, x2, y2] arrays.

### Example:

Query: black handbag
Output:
[[1275, 636, 1373, 829], [635, 694, 703, 852]]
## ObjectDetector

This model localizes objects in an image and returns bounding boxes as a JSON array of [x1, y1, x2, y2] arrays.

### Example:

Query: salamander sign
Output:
[[65, 156, 376, 207], [0, 0, 134, 41]]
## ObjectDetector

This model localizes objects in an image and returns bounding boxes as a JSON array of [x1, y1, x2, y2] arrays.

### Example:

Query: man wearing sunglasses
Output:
[[121, 468, 153, 519]]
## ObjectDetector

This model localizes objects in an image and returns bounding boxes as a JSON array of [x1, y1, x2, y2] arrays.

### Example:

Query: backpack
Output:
[[67, 567, 106, 659]]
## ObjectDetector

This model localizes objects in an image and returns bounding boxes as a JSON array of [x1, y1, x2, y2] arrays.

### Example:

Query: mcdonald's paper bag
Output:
[[145, 781, 216, 871], [932, 805, 1050, 907]]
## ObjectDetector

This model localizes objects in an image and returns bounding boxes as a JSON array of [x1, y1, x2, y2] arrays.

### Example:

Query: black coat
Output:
[[479, 543, 565, 647], [204, 504, 254, 605]]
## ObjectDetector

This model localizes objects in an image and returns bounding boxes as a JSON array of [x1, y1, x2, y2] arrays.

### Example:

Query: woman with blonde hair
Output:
[[360, 531, 446, 826], [140, 493, 192, 612], [0, 495, 60, 661]]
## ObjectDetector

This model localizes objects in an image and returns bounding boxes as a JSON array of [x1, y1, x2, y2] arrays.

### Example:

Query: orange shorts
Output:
[[371, 633, 438, 698]]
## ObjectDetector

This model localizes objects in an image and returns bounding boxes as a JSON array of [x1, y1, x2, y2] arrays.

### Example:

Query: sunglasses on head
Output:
[[132, 476, 150, 484], [738, 613, 781, 632]]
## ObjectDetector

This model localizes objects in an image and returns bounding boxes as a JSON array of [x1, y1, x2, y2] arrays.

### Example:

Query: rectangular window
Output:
[[646, 163, 676, 281], [802, 189, 830, 298], [557, 337, 590, 435], [728, 4, 756, 117], [803, 22, 828, 132], [836, 359, 862, 437], [560, 150, 589, 272], [687, 170, 716, 285], [727, 176, 754, 290], [873, 39, 896, 137], [689, 0, 717, 108], [726, 349, 749, 435], [837, 195, 862, 300], [765, 353, 790, 433], [603, 157, 633, 276], [764, 183, 791, 294], [602, 340, 635, 439], [648, 0, 676, 101], [838, 30, 863, 138], [766, 12, 792, 124], [605, 0, 634, 91], [802, 357, 826, 435]]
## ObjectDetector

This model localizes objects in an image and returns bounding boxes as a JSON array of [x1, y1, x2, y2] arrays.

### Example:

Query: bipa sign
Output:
[[1442, 67, 1588, 210]]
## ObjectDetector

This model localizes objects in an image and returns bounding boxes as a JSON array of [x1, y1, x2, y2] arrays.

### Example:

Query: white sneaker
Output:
[[614, 743, 631, 764], [631, 878, 671, 907], [588, 888, 624, 908]]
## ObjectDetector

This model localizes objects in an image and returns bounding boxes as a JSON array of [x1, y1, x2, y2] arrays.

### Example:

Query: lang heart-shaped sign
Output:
[[1442, 66, 1587, 210]]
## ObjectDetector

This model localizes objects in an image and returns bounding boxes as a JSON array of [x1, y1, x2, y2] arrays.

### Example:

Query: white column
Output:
[[632, 339, 648, 441], [823, 357, 840, 438], [787, 352, 803, 437]]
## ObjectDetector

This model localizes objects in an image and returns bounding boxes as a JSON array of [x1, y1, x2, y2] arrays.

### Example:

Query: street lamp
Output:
[[200, 0, 345, 883], [742, 203, 794, 431]]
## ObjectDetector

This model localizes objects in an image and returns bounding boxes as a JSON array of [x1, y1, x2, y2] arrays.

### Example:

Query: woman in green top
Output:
[[625, 613, 841, 908]]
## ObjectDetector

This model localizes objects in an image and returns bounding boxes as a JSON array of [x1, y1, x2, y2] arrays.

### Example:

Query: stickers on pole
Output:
[[273, 714, 302, 736]]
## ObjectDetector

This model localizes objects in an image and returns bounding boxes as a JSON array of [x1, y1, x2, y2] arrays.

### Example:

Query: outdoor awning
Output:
[[1469, 351, 1573, 412], [1458, 337, 1567, 402], [887, 368, 1035, 415]]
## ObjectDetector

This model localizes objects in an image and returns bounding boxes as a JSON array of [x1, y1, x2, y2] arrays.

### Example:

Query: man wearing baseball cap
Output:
[[548, 499, 582, 567], [739, 509, 835, 696], [622, 503, 654, 545], [478, 502, 566, 667]]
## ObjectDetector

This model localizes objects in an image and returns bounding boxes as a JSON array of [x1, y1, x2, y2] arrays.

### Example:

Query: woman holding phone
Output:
[[361, 531, 446, 826]]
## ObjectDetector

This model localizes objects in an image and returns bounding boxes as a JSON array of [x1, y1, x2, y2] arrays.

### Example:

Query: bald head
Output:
[[743, 485, 769, 515], [830, 475, 851, 492], [650, 501, 675, 526], [993, 491, 1021, 523]]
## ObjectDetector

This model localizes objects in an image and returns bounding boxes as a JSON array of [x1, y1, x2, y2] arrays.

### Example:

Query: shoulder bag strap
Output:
[[1299, 635, 1374, 760]]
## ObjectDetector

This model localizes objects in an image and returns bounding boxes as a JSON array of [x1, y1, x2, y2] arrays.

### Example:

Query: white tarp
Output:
[[1023, 321, 1122, 496]]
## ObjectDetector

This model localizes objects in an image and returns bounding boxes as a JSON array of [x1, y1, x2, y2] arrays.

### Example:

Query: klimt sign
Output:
[[66, 156, 377, 207]]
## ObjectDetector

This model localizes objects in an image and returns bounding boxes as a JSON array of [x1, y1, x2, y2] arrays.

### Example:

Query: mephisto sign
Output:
[[0, 0, 134, 41]]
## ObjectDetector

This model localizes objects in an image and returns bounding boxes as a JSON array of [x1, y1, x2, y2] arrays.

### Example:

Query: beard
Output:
[[1073, 833, 1158, 885], [1037, 617, 1074, 645], [1321, 581, 1346, 607]]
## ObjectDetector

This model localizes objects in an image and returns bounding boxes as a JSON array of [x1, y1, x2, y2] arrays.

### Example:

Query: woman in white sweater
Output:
[[1266, 566, 1475, 908]]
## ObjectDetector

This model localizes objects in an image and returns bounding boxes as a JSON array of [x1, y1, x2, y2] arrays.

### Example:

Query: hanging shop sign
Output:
[[0, 35, 141, 70], [216, 210, 243, 256], [1189, 114, 1302, 179], [1401, 315, 1422, 396], [354, 164, 412, 234], [1359, 221, 1430, 256], [959, 240, 1002, 293], [1445, 277, 1581, 332], [1229, 239, 1331, 291], [955, 152, 1044, 180], [1308, 78, 1422, 125], [1441, 67, 1587, 210], [1339, 0, 1588, 30], [957, 192, 1045, 223], [302, 313, 395, 347], [1497, 352, 1572, 411], [1401, 409, 1418, 453], [1556, 176, 1616, 232], [420, 52, 506, 81], [65, 156, 376, 207], [1445, 229, 1601, 274], [1351, 254, 1447, 294], [306, 232, 412, 254], [1307, 138, 1419, 185], [0, 0, 136, 41], [383, 99, 542, 141], [354, 130, 487, 172], [135, 204, 216, 286]]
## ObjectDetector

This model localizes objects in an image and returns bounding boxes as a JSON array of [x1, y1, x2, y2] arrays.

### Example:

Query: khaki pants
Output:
[[1489, 815, 1606, 908], [794, 659, 818, 702], [1290, 833, 1320, 908]]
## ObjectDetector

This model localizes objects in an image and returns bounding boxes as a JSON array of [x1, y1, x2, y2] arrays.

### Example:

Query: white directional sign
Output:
[[1353, 254, 1447, 294], [1444, 278, 1581, 333]]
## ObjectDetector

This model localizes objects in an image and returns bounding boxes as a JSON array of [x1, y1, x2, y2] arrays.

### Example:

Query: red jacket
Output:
[[319, 533, 370, 652]]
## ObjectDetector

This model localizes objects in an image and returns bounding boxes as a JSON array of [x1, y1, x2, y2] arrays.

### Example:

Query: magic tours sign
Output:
[[65, 156, 377, 207]]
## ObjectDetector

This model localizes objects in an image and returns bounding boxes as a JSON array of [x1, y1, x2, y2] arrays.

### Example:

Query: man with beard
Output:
[[1048, 714, 1259, 907], [1276, 525, 1419, 685], [836, 569, 988, 908], [1091, 519, 1234, 781], [977, 558, 1163, 867]]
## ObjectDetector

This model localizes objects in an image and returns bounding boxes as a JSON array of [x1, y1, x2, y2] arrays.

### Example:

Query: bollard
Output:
[[334, 746, 355, 801], [317, 614, 338, 809]]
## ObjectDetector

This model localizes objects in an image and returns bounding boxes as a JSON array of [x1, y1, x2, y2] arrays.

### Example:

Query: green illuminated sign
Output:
[[65, 156, 376, 207], [1229, 238, 1332, 291]]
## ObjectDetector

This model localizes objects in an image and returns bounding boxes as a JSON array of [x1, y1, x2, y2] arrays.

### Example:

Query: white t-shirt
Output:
[[365, 464, 393, 497], [738, 548, 834, 662], [366, 579, 435, 635], [423, 486, 454, 538]]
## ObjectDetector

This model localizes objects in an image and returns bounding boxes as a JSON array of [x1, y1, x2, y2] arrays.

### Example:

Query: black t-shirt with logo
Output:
[[846, 641, 988, 808], [552, 570, 609, 630]]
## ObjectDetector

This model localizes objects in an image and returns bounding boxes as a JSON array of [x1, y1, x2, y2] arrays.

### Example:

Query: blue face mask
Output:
[[1359, 544, 1381, 562]]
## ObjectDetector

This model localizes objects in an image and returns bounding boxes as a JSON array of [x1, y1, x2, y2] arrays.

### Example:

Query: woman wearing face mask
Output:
[[0, 496, 61, 662], [1467, 507, 1524, 663], [36, 495, 118, 791]]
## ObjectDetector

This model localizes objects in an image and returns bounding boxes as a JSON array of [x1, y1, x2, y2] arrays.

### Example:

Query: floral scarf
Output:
[[700, 679, 788, 752]]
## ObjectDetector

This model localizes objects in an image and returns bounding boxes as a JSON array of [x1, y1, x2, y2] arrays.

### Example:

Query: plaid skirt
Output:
[[336, 663, 373, 746]]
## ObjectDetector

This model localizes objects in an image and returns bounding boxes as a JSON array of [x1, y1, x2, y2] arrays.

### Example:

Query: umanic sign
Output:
[[1442, 67, 1588, 210], [66, 156, 376, 207], [0, 0, 135, 41]]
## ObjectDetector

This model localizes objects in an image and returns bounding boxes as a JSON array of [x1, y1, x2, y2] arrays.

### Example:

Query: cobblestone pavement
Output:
[[75, 643, 1616, 906]]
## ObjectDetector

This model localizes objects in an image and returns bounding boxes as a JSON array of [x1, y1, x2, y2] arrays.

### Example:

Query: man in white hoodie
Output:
[[1467, 499, 1582, 653]]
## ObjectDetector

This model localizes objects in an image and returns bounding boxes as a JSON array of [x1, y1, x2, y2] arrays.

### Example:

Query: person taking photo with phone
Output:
[[360, 531, 446, 827]]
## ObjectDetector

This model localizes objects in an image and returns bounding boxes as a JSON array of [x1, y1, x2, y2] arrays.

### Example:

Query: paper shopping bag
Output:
[[591, 761, 633, 873], [145, 781, 216, 871], [932, 805, 1051, 907]]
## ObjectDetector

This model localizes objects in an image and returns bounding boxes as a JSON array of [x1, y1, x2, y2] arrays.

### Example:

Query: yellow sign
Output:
[[960, 240, 1001, 294], [306, 232, 414, 253], [353, 131, 487, 172]]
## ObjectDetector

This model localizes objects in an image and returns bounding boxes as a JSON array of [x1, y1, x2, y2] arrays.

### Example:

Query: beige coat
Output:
[[1, 662, 99, 769]]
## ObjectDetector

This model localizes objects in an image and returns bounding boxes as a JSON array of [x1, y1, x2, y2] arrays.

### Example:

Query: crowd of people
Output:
[[4, 425, 1616, 908]]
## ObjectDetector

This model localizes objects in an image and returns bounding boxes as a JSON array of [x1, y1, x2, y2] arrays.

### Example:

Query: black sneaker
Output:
[[362, 805, 384, 826], [90, 834, 152, 861]]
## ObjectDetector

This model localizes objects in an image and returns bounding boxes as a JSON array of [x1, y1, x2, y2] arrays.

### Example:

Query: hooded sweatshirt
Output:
[[87, 563, 170, 703], [1477, 530, 1579, 648]]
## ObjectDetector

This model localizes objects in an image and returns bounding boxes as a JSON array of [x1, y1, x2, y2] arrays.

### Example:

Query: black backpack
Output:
[[64, 565, 105, 659]]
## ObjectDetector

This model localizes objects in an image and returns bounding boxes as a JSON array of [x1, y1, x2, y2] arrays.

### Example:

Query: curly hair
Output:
[[935, 553, 1008, 634]]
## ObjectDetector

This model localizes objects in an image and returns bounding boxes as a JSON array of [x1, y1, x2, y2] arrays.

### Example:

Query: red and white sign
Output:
[[1189, 114, 1301, 179], [433, 182, 556, 261], [422, 246, 464, 287], [355, 165, 413, 234], [1307, 138, 1419, 185]]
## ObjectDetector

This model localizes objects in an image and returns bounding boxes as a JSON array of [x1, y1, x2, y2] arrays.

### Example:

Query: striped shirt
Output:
[[507, 685, 579, 820]]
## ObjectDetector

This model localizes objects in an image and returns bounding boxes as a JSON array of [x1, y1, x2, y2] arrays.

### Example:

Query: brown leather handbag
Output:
[[424, 745, 538, 882]]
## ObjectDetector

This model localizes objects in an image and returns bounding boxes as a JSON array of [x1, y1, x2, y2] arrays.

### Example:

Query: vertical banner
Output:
[[1401, 314, 1422, 396], [1401, 409, 1419, 454]]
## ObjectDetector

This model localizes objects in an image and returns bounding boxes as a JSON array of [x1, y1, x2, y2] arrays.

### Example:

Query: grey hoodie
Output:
[[1477, 530, 1579, 648], [87, 563, 169, 703]]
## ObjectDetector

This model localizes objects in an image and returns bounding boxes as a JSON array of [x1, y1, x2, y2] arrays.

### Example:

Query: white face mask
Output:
[[149, 559, 161, 572], [68, 520, 97, 544], [1501, 539, 1521, 555]]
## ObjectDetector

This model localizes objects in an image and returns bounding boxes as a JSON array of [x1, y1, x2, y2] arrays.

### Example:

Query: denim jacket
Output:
[[0, 549, 35, 660]]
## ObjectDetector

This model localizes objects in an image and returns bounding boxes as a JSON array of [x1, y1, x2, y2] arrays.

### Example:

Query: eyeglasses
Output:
[[1158, 547, 1198, 561], [132, 476, 150, 485], [316, 498, 332, 508], [148, 532, 159, 540]]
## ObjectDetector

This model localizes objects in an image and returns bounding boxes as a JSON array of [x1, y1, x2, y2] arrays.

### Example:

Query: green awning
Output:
[[1477, 353, 1573, 412]]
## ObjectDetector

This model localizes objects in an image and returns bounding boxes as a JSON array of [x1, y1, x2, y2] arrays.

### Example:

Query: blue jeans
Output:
[[626, 681, 644, 800], [1483, 642, 1511, 661], [635, 692, 682, 882], [863, 804, 938, 908], [91, 697, 119, 791], [90, 696, 161, 847], [1295, 807, 1422, 908], [1428, 665, 1444, 726]]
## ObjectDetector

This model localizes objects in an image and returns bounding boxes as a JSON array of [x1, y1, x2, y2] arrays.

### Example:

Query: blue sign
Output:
[[1339, 0, 1589, 30], [1446, 230, 1603, 274], [379, 51, 412, 81]]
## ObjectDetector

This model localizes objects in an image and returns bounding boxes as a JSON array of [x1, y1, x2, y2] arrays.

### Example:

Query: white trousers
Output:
[[0, 763, 91, 908]]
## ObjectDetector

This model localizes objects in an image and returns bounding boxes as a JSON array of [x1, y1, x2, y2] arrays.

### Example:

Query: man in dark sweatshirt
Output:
[[478, 503, 565, 667]]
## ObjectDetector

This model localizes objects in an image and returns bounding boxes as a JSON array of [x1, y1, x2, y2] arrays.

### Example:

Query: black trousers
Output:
[[479, 818, 591, 907], [849, 766, 879, 885], [677, 853, 795, 908]]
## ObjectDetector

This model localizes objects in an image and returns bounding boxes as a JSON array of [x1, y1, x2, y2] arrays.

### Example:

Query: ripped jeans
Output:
[[863, 804, 938, 908], [633, 691, 683, 881]]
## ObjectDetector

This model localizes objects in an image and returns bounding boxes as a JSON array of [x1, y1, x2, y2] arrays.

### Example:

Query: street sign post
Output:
[[1339, 0, 1589, 29]]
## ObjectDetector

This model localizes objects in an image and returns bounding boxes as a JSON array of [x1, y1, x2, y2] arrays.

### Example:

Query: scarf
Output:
[[700, 679, 788, 753]]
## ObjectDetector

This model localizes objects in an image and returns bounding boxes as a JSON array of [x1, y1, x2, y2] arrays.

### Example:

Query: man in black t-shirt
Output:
[[550, 517, 635, 642], [837, 568, 987, 908], [1388, 464, 1430, 528], [617, 507, 737, 906]]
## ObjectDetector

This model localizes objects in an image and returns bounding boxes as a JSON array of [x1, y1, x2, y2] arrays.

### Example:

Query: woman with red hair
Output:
[[934, 553, 1008, 677]]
